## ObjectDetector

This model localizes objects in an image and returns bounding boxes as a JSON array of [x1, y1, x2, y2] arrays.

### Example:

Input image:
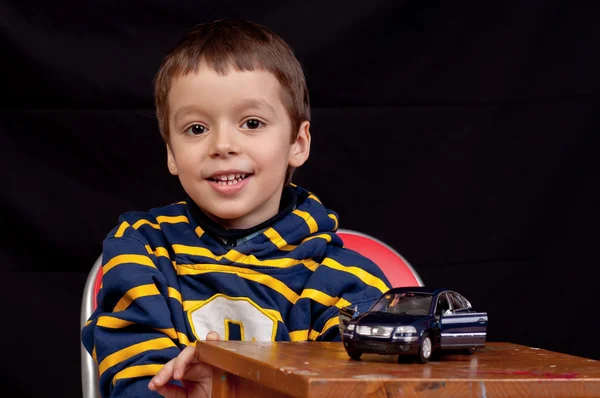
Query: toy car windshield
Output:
[[370, 292, 432, 316]]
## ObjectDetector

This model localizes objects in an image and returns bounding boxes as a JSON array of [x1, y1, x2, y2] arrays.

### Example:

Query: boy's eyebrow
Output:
[[234, 99, 276, 115], [172, 99, 277, 122], [173, 105, 205, 121]]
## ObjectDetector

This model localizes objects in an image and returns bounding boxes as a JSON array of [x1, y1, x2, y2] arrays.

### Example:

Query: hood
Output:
[[184, 184, 343, 258]]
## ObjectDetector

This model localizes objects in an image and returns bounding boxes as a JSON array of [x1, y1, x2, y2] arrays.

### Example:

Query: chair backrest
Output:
[[80, 254, 102, 398], [336, 229, 423, 288], [80, 229, 421, 396]]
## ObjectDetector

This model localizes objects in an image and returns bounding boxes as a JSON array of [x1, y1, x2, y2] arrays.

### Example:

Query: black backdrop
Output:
[[1, 2, 599, 397]]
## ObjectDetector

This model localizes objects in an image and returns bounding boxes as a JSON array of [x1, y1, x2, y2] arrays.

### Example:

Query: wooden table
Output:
[[195, 341, 600, 397]]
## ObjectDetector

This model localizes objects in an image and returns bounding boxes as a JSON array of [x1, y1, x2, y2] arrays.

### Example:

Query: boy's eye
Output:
[[186, 124, 207, 135], [242, 119, 263, 129]]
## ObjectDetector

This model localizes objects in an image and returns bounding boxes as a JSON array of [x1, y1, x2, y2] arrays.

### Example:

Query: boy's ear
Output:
[[288, 121, 311, 167], [166, 144, 179, 175]]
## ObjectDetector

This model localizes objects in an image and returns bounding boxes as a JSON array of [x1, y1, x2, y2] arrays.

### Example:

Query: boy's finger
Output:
[[150, 359, 175, 388], [172, 346, 197, 379], [182, 361, 214, 381], [206, 331, 221, 341]]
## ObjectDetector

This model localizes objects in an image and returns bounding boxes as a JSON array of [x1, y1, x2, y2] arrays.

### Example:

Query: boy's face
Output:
[[166, 65, 310, 230]]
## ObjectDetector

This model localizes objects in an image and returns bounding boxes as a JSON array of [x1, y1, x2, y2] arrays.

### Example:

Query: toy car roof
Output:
[[385, 286, 452, 295]]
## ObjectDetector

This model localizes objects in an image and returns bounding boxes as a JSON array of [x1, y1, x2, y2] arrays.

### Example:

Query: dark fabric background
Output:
[[1, 1, 598, 396]]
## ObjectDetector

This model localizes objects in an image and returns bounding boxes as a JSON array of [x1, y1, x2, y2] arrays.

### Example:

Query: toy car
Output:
[[339, 287, 488, 363]]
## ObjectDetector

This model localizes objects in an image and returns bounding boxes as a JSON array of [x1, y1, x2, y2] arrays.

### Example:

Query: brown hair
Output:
[[153, 20, 310, 184]]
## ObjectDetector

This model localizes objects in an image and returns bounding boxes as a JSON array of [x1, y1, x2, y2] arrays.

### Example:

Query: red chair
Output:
[[80, 229, 422, 397], [337, 228, 423, 288]]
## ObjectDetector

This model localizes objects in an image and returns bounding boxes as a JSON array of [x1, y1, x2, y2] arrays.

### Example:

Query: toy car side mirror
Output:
[[339, 305, 359, 320], [338, 305, 360, 334]]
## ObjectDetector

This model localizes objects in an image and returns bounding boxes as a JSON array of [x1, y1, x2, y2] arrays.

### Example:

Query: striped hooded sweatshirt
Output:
[[82, 184, 391, 397]]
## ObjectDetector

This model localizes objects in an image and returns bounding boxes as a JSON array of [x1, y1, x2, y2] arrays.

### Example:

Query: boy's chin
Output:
[[206, 208, 256, 229]]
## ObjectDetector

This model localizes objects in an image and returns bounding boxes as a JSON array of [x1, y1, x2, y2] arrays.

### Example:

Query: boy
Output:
[[82, 20, 391, 397]]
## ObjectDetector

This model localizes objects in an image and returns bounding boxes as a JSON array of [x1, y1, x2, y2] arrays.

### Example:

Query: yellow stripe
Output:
[[95, 318, 188, 344], [289, 330, 309, 341], [173, 245, 310, 269], [144, 245, 171, 258], [300, 289, 351, 308], [132, 219, 160, 230], [182, 300, 201, 311], [303, 260, 320, 272], [263, 308, 284, 324], [308, 194, 322, 204], [301, 233, 332, 244], [92, 346, 97, 362], [168, 287, 182, 304], [156, 327, 177, 340], [96, 316, 190, 347], [173, 244, 225, 260], [195, 226, 204, 238], [114, 222, 131, 238], [103, 254, 156, 274], [113, 364, 164, 386], [308, 329, 319, 341], [131, 216, 189, 231], [322, 257, 389, 294], [310, 315, 340, 341], [84, 319, 92, 327], [113, 284, 161, 312], [293, 209, 319, 234], [176, 264, 299, 304], [98, 337, 175, 377], [328, 214, 339, 230], [156, 215, 189, 224], [263, 228, 289, 250], [177, 332, 193, 346], [224, 251, 308, 268], [97, 316, 134, 329], [152, 328, 192, 346]]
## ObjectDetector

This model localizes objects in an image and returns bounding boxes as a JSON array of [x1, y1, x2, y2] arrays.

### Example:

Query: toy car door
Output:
[[440, 291, 487, 348], [435, 292, 459, 347]]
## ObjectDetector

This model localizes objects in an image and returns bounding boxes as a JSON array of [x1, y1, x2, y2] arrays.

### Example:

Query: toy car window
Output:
[[435, 293, 451, 316], [448, 292, 466, 311], [456, 293, 472, 309]]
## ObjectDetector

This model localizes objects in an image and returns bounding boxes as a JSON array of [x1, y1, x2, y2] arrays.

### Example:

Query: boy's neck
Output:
[[186, 187, 298, 246]]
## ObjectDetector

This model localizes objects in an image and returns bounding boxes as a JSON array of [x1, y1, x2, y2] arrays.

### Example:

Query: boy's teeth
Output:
[[214, 173, 247, 181], [215, 175, 249, 185], [212, 173, 249, 184]]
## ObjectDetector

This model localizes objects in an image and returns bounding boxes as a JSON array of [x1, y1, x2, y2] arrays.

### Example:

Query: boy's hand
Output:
[[149, 332, 221, 398]]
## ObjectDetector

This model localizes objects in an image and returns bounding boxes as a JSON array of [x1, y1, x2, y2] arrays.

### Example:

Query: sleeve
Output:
[[305, 247, 392, 342], [81, 234, 184, 397]]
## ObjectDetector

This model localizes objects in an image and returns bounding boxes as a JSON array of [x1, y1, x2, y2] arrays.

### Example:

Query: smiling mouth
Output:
[[208, 173, 251, 186]]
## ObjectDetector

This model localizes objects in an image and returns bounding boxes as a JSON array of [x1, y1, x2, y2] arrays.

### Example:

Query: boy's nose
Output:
[[208, 128, 239, 158]]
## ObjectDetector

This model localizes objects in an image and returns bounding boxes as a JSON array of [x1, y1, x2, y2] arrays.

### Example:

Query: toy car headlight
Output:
[[347, 323, 356, 331], [394, 326, 417, 334]]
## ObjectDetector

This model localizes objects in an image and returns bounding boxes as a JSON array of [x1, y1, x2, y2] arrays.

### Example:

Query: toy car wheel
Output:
[[464, 347, 476, 355], [348, 351, 362, 360], [416, 332, 432, 364]]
